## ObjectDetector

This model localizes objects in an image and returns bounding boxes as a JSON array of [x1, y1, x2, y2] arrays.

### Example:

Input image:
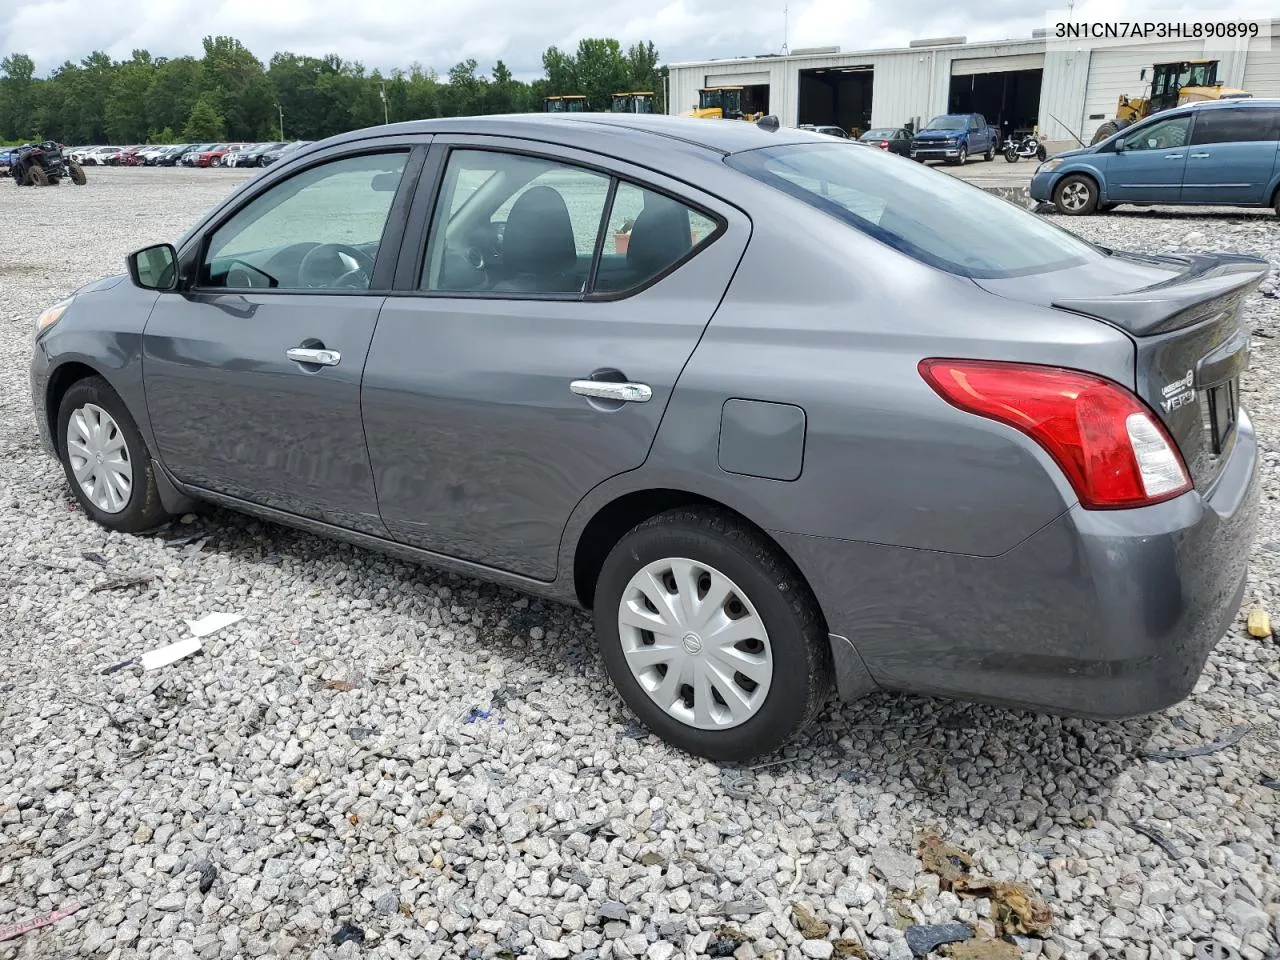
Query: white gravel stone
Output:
[[1, 168, 1278, 960], [802, 939, 835, 958]]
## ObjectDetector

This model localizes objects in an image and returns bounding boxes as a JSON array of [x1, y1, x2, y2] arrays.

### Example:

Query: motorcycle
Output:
[[1002, 133, 1048, 163]]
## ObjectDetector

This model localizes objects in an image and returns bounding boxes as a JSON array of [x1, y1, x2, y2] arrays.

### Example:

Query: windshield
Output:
[[726, 143, 1102, 279], [925, 115, 967, 130]]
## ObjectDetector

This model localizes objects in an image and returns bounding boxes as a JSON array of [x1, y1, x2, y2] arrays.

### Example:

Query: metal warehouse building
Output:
[[666, 20, 1280, 153]]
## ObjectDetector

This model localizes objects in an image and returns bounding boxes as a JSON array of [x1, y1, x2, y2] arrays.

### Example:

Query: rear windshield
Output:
[[925, 115, 967, 130], [726, 142, 1101, 279], [861, 129, 897, 139]]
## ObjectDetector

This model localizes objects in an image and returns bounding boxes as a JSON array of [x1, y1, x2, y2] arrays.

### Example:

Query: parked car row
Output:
[[66, 140, 313, 169], [798, 114, 1003, 165]]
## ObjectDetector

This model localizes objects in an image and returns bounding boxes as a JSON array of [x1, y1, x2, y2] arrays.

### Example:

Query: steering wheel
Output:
[[297, 243, 375, 289]]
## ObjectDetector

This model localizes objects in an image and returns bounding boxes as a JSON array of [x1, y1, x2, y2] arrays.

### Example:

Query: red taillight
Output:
[[918, 359, 1192, 509], [879, 141, 889, 149]]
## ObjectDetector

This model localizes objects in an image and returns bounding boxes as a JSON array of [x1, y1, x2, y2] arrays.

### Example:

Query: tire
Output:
[[593, 508, 832, 762], [56, 376, 171, 534], [950, 145, 967, 166], [984, 143, 995, 162], [1090, 119, 1130, 146], [28, 165, 48, 186], [69, 161, 86, 185], [1054, 174, 1099, 215], [1004, 148, 1019, 163], [1036, 145, 1048, 162]]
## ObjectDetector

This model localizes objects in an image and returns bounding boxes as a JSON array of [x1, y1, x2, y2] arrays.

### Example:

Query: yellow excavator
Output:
[[611, 92, 655, 114], [1091, 60, 1251, 143], [544, 95, 588, 113], [682, 86, 763, 122]]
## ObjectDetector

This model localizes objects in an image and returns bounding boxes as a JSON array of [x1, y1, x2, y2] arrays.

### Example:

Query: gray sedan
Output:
[[29, 113, 1265, 761]]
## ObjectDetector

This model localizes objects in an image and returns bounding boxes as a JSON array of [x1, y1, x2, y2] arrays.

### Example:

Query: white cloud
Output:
[[1, 0, 1260, 78]]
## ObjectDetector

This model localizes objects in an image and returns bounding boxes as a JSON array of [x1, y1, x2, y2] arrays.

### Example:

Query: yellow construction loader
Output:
[[682, 86, 763, 122], [544, 95, 588, 113], [1091, 60, 1251, 143], [611, 92, 655, 114]]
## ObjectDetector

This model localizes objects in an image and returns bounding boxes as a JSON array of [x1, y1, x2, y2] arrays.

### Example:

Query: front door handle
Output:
[[570, 380, 652, 403], [287, 347, 341, 367], [1190, 152, 1210, 158], [1165, 154, 1185, 159]]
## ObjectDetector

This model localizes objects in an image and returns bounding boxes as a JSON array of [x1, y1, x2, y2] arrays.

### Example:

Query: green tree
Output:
[[147, 57, 201, 140], [541, 46, 577, 97], [573, 38, 628, 109], [182, 94, 226, 141], [106, 51, 156, 142], [201, 36, 272, 139], [0, 53, 38, 139]]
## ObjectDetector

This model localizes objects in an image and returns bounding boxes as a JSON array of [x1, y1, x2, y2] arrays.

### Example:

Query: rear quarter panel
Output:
[[592, 180, 1139, 559]]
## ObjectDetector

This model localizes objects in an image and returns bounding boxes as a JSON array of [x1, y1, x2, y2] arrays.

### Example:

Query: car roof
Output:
[[320, 113, 814, 159], [1183, 96, 1280, 111]]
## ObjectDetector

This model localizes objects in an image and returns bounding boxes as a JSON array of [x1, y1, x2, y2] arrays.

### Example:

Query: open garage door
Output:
[[799, 66, 873, 135], [948, 54, 1043, 143]]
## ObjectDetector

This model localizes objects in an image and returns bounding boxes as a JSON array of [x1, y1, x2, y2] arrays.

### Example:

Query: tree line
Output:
[[0, 37, 667, 145]]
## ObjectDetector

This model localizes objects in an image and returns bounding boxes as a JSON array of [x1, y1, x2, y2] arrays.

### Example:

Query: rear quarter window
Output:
[[726, 142, 1103, 279]]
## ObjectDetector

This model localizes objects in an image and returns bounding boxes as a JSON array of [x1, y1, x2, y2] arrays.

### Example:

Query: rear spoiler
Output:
[[1053, 252, 1270, 336]]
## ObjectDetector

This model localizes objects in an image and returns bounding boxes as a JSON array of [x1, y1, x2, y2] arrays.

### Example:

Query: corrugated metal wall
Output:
[[1243, 23, 1280, 95], [667, 27, 1280, 146]]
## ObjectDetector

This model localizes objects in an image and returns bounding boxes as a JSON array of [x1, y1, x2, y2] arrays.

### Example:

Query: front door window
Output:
[[202, 151, 409, 291]]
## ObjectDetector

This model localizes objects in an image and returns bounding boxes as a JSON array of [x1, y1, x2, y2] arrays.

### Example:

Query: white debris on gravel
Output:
[[1, 168, 1278, 960]]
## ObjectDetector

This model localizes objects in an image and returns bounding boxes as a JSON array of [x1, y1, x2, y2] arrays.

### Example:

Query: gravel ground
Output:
[[1, 167, 1279, 960]]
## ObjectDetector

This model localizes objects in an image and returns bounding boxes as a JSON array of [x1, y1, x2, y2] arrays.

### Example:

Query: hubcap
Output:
[[66, 403, 132, 514], [1061, 182, 1089, 210], [617, 558, 773, 730]]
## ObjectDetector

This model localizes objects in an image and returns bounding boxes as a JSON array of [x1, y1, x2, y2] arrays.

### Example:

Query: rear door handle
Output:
[[1190, 152, 1210, 158], [287, 347, 341, 366], [570, 380, 652, 403]]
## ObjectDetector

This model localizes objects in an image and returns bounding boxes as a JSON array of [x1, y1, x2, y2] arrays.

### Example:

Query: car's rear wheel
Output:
[[984, 143, 995, 161], [593, 509, 832, 762], [57, 377, 171, 533], [1054, 174, 1099, 215]]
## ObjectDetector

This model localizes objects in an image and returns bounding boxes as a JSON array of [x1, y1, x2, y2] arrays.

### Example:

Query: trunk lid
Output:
[[976, 250, 1269, 491]]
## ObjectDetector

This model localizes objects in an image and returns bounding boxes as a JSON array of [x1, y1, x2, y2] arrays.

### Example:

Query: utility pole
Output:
[[275, 102, 284, 141], [782, 3, 789, 56], [380, 82, 389, 125]]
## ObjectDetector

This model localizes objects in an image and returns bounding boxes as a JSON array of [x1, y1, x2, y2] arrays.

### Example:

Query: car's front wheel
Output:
[[1054, 174, 1099, 215], [57, 377, 171, 533], [593, 509, 832, 762]]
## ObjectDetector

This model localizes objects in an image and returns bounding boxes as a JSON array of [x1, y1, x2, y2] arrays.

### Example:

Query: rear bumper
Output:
[[782, 409, 1259, 718]]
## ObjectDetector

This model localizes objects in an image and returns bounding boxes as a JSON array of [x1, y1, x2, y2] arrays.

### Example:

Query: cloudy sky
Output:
[[0, 0, 1260, 78]]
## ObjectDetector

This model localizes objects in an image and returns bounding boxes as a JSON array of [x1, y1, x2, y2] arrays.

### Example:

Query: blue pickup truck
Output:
[[911, 113, 1000, 165]]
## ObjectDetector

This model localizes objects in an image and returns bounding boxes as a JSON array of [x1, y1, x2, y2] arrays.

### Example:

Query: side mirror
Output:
[[127, 243, 178, 291], [1114, 138, 1126, 152]]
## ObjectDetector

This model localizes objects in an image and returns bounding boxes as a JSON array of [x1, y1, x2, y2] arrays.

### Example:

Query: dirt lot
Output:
[[1, 167, 1278, 960]]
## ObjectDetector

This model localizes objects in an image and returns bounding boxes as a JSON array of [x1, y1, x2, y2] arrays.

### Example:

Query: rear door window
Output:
[[1190, 107, 1280, 145], [727, 142, 1103, 279]]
